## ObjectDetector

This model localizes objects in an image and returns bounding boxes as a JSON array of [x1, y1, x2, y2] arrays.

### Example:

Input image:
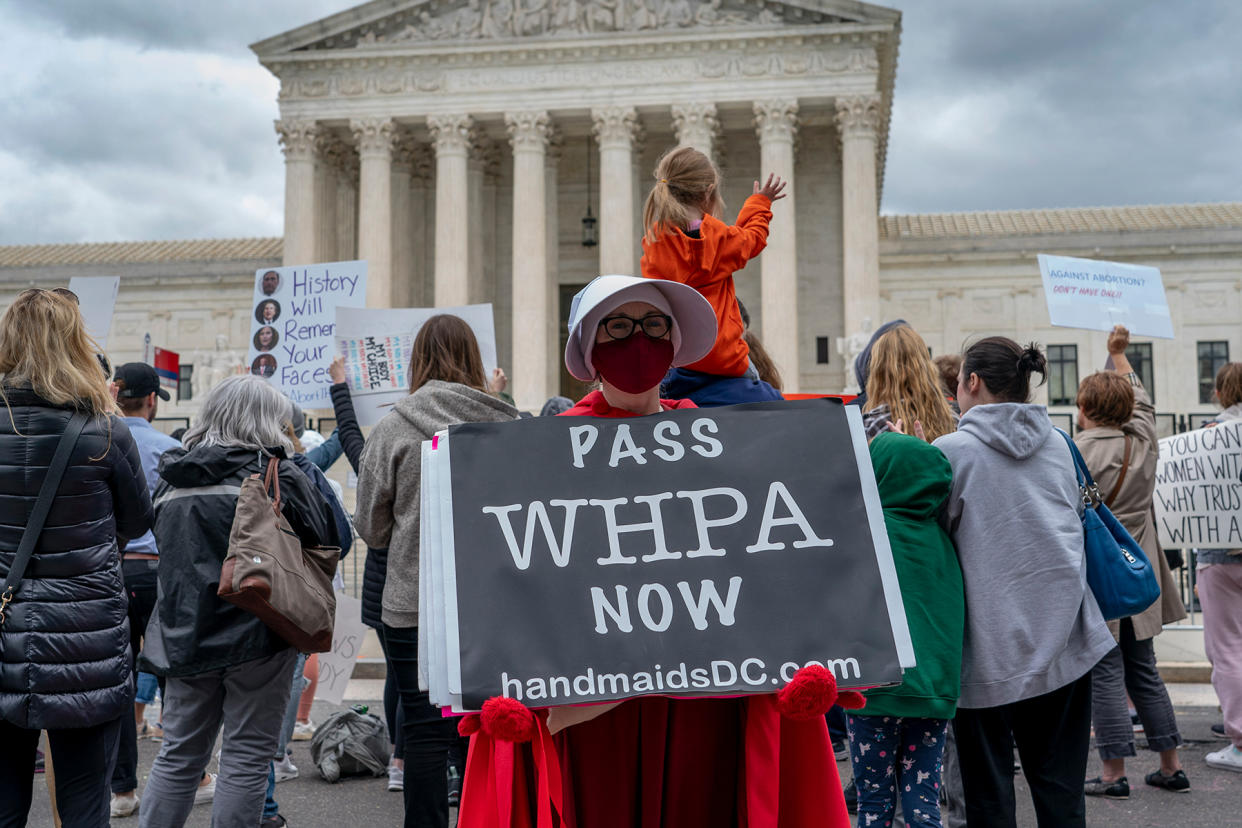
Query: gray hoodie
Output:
[[354, 381, 518, 628], [933, 403, 1115, 709]]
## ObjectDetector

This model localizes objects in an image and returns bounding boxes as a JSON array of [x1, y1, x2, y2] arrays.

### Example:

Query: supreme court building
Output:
[[251, 0, 900, 407], [2, 0, 1240, 424]]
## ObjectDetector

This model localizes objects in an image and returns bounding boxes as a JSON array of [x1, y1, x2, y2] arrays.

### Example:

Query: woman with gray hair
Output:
[[138, 374, 335, 828]]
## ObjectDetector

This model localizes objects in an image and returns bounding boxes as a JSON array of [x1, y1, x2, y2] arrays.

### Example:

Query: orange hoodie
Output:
[[640, 194, 772, 377]]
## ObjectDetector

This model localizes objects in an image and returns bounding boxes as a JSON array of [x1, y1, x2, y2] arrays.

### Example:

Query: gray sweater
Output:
[[354, 381, 518, 628], [933, 403, 1115, 709]]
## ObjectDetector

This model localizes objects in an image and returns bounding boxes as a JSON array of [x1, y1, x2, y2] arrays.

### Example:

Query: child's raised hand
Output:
[[754, 173, 787, 202]]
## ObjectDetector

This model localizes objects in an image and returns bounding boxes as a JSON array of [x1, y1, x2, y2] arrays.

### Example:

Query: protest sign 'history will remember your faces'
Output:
[[422, 399, 915, 711], [246, 261, 368, 408]]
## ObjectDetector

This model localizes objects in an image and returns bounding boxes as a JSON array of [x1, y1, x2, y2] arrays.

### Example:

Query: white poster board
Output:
[[68, 276, 119, 349], [1037, 254, 1173, 339], [315, 593, 368, 707], [1153, 421, 1242, 549], [246, 261, 368, 409], [335, 304, 498, 427]]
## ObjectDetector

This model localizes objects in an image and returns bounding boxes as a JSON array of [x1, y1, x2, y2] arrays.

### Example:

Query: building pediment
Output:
[[251, 0, 899, 55]]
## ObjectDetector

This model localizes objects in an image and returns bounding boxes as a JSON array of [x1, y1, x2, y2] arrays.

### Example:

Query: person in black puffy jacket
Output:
[[0, 288, 154, 827], [137, 374, 334, 828]]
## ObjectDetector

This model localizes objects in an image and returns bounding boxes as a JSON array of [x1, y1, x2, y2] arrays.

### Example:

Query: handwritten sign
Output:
[[421, 400, 915, 712], [246, 262, 368, 408], [315, 593, 367, 707], [1154, 421, 1242, 549], [68, 276, 120, 349], [1038, 254, 1173, 339], [335, 305, 497, 427]]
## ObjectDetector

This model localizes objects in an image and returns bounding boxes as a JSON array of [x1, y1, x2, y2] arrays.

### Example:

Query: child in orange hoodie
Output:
[[639, 146, 787, 406]]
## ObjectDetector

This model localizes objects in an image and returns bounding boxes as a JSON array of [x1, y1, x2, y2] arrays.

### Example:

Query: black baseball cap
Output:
[[115, 363, 170, 401]]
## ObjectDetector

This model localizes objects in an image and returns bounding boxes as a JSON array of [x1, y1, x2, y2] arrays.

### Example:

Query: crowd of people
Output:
[[0, 146, 1238, 828]]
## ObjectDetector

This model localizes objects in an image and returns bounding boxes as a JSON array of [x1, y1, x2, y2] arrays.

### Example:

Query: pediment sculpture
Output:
[[307, 0, 851, 49]]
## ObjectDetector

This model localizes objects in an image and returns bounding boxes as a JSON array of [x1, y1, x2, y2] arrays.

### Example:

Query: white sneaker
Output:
[[292, 720, 315, 742], [194, 773, 217, 805], [1205, 745, 1242, 772], [110, 792, 140, 818], [275, 752, 299, 783], [387, 763, 404, 792]]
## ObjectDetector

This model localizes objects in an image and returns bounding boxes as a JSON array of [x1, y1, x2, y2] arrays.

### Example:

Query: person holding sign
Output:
[[1198, 361, 1242, 772], [457, 275, 855, 828], [933, 337, 1115, 827], [353, 316, 519, 828], [1073, 327, 1189, 797]]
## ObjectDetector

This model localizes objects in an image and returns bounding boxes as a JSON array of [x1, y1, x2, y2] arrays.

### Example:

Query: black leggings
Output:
[[0, 717, 122, 828], [381, 624, 460, 828]]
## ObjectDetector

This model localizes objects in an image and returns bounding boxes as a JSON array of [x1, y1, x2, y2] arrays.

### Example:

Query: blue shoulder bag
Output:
[[1056, 429, 1160, 621]]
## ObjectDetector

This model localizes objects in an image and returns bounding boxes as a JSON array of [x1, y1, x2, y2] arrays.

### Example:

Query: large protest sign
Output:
[[1153, 421, 1242, 549], [68, 276, 120, 349], [1038, 254, 1173, 339], [335, 305, 497, 426], [246, 262, 367, 408], [422, 399, 913, 711]]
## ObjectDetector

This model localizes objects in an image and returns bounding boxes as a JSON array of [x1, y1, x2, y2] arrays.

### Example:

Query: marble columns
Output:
[[428, 114, 473, 307], [389, 138, 416, 308], [671, 102, 720, 162], [591, 106, 642, 276], [276, 120, 319, 268], [351, 117, 397, 308], [836, 95, 882, 344], [505, 110, 552, 410], [753, 99, 800, 392]]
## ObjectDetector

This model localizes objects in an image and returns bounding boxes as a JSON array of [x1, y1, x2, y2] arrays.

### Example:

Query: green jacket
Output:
[[859, 432, 964, 719]]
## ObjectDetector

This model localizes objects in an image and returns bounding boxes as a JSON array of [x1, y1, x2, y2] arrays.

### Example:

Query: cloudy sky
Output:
[[1, 0, 1239, 245]]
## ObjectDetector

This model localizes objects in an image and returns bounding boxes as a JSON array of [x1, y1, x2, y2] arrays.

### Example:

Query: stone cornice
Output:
[[835, 93, 882, 140], [753, 99, 799, 144], [275, 119, 320, 160], [591, 106, 641, 151]]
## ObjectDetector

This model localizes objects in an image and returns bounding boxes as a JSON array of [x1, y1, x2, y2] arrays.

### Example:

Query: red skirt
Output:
[[457, 695, 848, 828]]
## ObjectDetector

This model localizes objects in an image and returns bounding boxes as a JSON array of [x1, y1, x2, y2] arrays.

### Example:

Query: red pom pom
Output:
[[836, 690, 867, 710], [480, 696, 537, 742], [776, 665, 838, 720], [458, 713, 481, 737]]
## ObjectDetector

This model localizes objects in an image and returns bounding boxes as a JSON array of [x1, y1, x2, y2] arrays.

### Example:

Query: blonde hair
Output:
[[865, 326, 957, 442], [0, 288, 115, 416], [642, 146, 724, 244]]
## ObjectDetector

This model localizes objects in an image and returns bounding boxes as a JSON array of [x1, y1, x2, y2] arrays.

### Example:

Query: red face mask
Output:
[[592, 334, 674, 394]]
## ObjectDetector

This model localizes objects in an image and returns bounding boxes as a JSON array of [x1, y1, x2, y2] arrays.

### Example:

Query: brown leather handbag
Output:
[[219, 457, 339, 652]]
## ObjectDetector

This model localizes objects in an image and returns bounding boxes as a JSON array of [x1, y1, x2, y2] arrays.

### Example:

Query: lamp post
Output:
[[582, 136, 597, 248]]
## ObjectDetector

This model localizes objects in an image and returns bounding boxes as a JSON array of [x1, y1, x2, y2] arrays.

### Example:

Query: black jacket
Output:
[[139, 445, 333, 677], [0, 387, 153, 730]]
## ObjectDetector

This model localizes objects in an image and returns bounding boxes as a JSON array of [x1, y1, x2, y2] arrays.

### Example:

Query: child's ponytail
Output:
[[642, 146, 723, 244]]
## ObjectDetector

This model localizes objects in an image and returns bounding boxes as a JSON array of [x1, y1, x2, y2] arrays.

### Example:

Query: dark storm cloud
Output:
[[0, 0, 1238, 244], [883, 0, 1242, 213]]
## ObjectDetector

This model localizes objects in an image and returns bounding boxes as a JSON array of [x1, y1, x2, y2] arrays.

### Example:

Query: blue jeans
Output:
[[847, 714, 948, 828]]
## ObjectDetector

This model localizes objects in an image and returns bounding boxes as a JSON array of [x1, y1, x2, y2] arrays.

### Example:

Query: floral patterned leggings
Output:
[[847, 714, 949, 828]]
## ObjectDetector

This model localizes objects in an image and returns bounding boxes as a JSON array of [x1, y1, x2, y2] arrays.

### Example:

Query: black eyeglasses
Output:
[[599, 313, 672, 341]]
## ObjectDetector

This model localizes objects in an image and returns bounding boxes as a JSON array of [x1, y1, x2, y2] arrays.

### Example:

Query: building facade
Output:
[[250, 0, 902, 407]]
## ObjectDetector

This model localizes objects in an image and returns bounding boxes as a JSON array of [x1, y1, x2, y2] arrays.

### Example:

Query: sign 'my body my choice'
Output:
[[438, 400, 913, 710]]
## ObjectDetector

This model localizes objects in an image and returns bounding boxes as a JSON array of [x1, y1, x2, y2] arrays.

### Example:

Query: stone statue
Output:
[[454, 0, 484, 38], [629, 0, 658, 30], [192, 334, 243, 400], [419, 9, 451, 39], [481, 0, 515, 38], [660, 0, 693, 28], [583, 0, 617, 32], [836, 318, 874, 395]]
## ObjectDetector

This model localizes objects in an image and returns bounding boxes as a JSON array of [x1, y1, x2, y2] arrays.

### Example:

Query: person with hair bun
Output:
[[932, 336, 1114, 826], [639, 145, 786, 406], [1072, 326, 1188, 798]]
